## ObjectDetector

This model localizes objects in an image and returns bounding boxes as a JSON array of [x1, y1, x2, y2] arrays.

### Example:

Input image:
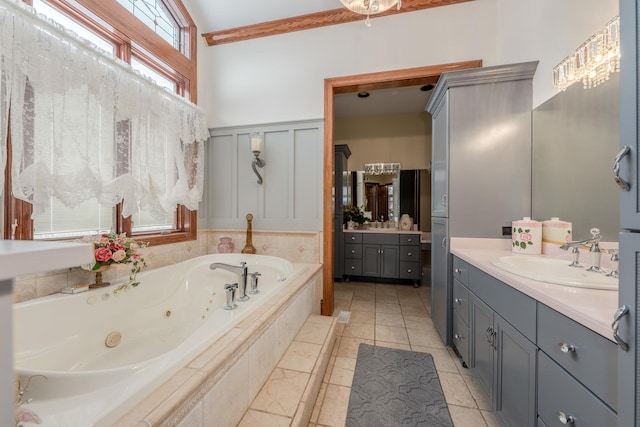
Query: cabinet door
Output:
[[471, 294, 494, 404], [495, 314, 536, 427], [362, 244, 380, 277], [431, 93, 449, 217], [431, 217, 450, 344], [380, 245, 399, 278]]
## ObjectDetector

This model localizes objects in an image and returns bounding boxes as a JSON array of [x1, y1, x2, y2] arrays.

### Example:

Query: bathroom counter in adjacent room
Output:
[[450, 238, 618, 341]]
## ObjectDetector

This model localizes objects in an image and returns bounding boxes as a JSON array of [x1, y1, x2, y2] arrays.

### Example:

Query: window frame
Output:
[[3, 0, 200, 246]]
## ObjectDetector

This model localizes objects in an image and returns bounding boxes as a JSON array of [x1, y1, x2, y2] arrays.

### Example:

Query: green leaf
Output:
[[520, 241, 527, 249], [517, 227, 523, 233], [524, 229, 530, 233], [527, 241, 533, 245]]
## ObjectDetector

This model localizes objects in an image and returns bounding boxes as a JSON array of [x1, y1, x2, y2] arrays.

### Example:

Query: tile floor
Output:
[[308, 280, 503, 427]]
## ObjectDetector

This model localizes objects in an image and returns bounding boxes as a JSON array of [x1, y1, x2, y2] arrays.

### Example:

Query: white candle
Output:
[[250, 135, 262, 152]]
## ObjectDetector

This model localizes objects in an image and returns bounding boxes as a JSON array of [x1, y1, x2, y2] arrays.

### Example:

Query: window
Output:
[[4, 0, 199, 245]]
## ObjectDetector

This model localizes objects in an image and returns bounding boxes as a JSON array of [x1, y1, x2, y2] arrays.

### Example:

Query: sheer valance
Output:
[[0, 0, 208, 219]]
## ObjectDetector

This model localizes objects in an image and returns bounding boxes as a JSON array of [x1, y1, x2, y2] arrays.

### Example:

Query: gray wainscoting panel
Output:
[[207, 120, 323, 231]]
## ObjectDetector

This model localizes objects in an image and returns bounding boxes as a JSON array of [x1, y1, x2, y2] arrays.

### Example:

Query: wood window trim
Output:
[[2, 0, 200, 244]]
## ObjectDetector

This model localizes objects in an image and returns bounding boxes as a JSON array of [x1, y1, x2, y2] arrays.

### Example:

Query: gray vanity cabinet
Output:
[[431, 218, 449, 341], [362, 234, 399, 279], [457, 257, 537, 427]]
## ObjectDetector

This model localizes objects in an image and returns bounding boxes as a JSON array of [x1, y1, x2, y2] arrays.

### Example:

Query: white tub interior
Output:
[[13, 254, 308, 426]]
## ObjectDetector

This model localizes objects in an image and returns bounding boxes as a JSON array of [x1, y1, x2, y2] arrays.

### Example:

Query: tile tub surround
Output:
[[450, 237, 618, 340], [13, 230, 320, 303], [238, 315, 337, 427], [113, 263, 323, 426]]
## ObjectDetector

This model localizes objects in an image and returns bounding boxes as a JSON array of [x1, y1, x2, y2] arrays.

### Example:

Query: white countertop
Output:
[[450, 238, 618, 342], [0, 240, 94, 281]]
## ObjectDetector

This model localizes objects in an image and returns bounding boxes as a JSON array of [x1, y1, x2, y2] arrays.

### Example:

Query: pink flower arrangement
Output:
[[83, 231, 148, 291]]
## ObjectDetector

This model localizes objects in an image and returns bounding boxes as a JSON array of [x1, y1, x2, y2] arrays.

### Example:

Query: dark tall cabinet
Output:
[[334, 145, 351, 280]]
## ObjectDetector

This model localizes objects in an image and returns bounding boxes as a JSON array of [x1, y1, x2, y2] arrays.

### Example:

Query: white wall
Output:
[[199, 0, 499, 128], [496, 0, 618, 108]]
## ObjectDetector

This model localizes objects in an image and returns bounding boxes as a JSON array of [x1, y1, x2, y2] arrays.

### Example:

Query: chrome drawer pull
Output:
[[441, 194, 447, 207], [454, 298, 463, 305], [441, 237, 447, 249], [351, 266, 355, 270], [613, 146, 631, 191], [455, 268, 464, 275], [454, 333, 464, 341], [559, 342, 576, 353], [557, 411, 575, 424], [407, 239, 413, 243], [612, 305, 630, 351], [407, 252, 412, 256], [407, 269, 412, 273], [351, 250, 355, 254]]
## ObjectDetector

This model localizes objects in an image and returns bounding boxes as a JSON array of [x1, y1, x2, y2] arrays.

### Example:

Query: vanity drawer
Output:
[[344, 259, 362, 276], [399, 234, 420, 246], [363, 233, 399, 245], [399, 261, 420, 280], [344, 232, 362, 244], [452, 257, 469, 286], [538, 352, 616, 427], [453, 312, 470, 366], [453, 279, 470, 325], [399, 246, 419, 262], [537, 303, 617, 410], [344, 244, 362, 259]]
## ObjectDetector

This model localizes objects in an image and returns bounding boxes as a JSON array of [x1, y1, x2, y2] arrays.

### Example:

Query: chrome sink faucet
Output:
[[210, 262, 249, 301], [559, 228, 603, 271]]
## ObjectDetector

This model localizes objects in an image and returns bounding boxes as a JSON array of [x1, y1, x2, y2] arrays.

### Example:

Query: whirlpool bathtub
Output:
[[14, 253, 322, 426]]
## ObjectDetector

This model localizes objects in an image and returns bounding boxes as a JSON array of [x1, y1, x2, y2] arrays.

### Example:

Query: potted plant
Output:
[[343, 205, 365, 229]]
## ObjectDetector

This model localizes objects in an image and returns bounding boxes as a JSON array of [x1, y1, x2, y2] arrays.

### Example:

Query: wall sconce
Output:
[[250, 133, 265, 184]]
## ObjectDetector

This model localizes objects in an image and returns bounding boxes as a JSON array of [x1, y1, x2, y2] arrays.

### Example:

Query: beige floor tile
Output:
[[317, 384, 351, 427], [375, 283, 397, 294], [238, 409, 292, 427], [482, 409, 504, 427], [407, 329, 447, 350], [335, 322, 345, 337], [397, 293, 423, 307], [401, 304, 429, 318], [375, 325, 409, 344], [328, 356, 357, 387], [411, 346, 460, 373], [251, 368, 310, 417], [337, 337, 374, 358], [406, 327, 446, 349], [375, 312, 405, 327], [334, 288, 354, 301], [403, 315, 434, 331], [375, 340, 412, 351], [463, 374, 492, 411], [277, 341, 322, 373], [342, 322, 375, 340], [295, 322, 331, 345], [438, 371, 477, 408], [375, 302, 402, 315], [448, 405, 488, 427], [349, 310, 375, 324], [350, 300, 375, 312], [322, 356, 335, 384], [375, 293, 399, 304], [332, 300, 351, 316], [449, 349, 473, 376]]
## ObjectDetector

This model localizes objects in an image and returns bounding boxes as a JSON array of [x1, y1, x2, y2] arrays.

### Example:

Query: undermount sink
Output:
[[491, 255, 618, 291]]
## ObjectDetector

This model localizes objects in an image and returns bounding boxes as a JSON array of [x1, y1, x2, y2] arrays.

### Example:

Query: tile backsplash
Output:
[[13, 230, 321, 303]]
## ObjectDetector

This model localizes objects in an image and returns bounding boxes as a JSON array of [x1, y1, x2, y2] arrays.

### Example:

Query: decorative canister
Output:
[[542, 217, 572, 244], [512, 217, 542, 254], [217, 237, 235, 253]]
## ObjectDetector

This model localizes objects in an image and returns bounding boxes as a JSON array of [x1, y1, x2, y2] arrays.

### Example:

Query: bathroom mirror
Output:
[[344, 169, 428, 228], [532, 73, 619, 242]]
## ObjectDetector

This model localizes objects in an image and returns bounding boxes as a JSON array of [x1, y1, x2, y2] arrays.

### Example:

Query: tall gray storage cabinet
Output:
[[425, 61, 537, 345], [334, 145, 351, 280]]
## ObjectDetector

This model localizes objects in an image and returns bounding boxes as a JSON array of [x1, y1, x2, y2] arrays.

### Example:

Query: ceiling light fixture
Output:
[[552, 15, 620, 91], [357, 92, 370, 98], [340, 0, 401, 27]]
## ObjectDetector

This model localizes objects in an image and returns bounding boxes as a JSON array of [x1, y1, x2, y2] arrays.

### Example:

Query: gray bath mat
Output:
[[346, 344, 453, 427]]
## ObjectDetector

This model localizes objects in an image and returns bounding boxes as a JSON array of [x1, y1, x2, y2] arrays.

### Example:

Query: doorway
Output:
[[321, 59, 482, 316]]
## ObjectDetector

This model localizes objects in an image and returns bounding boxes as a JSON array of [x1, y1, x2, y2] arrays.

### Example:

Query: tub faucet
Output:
[[223, 283, 238, 310], [559, 228, 603, 271], [210, 262, 249, 301]]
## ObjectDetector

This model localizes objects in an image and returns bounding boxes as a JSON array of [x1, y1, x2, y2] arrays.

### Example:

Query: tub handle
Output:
[[249, 272, 261, 294], [224, 283, 238, 310]]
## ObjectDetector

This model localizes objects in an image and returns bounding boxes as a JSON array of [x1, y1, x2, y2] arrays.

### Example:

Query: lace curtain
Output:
[[0, 0, 208, 220]]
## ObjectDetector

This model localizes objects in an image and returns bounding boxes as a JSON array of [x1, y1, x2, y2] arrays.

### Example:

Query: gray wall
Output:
[[532, 74, 619, 241], [205, 120, 324, 231]]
